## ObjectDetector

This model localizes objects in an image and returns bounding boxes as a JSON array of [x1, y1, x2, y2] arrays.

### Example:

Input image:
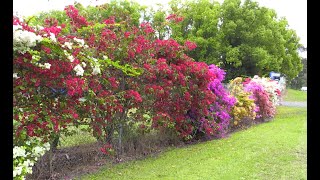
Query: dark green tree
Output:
[[288, 46, 307, 89], [161, 0, 302, 81]]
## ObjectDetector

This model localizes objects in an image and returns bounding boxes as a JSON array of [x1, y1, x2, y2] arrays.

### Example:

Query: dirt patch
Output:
[[26, 133, 184, 180], [27, 142, 107, 180], [280, 101, 307, 108]]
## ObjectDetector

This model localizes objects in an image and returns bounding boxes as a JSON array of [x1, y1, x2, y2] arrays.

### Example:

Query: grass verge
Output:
[[80, 106, 307, 180], [283, 88, 307, 102]]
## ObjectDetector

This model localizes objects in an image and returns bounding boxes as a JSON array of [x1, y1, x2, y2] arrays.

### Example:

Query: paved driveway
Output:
[[280, 101, 307, 108]]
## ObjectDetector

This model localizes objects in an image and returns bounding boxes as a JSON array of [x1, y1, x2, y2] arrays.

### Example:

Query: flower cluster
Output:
[[13, 24, 43, 53], [243, 76, 280, 120], [186, 64, 236, 139], [166, 14, 184, 23], [228, 77, 257, 128], [125, 90, 143, 103], [100, 143, 115, 157], [143, 56, 217, 140], [227, 75, 283, 126], [206, 64, 236, 137], [249, 76, 283, 106], [184, 40, 197, 51]]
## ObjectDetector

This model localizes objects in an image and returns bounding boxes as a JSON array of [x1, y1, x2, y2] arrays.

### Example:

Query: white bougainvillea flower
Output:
[[13, 146, 26, 158], [68, 55, 75, 62], [74, 38, 85, 46], [13, 24, 22, 31], [36, 63, 51, 69], [82, 62, 86, 68], [44, 63, 51, 69], [13, 166, 23, 177], [13, 73, 19, 79], [92, 65, 101, 75], [13, 141, 50, 179], [23, 159, 34, 170], [64, 42, 73, 49], [78, 97, 87, 102], [49, 33, 57, 43], [13, 29, 42, 48], [44, 142, 50, 150], [73, 64, 84, 76]]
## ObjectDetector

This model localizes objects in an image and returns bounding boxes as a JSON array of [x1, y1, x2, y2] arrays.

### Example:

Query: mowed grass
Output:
[[283, 88, 307, 102], [80, 106, 307, 180]]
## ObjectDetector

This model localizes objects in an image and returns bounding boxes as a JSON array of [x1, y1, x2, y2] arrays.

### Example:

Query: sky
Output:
[[13, 0, 307, 48]]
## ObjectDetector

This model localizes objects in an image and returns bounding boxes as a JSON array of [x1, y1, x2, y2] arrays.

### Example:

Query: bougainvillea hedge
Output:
[[13, 4, 284, 179]]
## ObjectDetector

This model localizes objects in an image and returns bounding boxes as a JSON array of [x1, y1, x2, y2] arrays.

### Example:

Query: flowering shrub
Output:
[[142, 47, 217, 140], [13, 7, 144, 161], [243, 76, 281, 120], [187, 64, 236, 138], [244, 80, 274, 120], [249, 76, 283, 106], [13, 138, 50, 179], [13, 19, 101, 149], [13, 4, 218, 159], [228, 77, 257, 128]]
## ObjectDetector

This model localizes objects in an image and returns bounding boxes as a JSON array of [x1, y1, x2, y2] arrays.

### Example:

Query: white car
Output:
[[301, 87, 307, 91]]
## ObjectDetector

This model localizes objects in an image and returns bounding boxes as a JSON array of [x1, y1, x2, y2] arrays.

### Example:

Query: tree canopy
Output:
[[151, 0, 303, 81]]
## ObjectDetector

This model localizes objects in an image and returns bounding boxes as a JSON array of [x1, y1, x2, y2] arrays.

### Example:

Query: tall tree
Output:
[[162, 0, 302, 81]]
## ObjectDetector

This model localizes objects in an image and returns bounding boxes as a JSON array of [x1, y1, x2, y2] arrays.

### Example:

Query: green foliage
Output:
[[40, 38, 64, 55], [83, 0, 143, 25], [160, 0, 303, 81], [30, 0, 144, 28], [288, 47, 307, 89], [77, 23, 107, 36], [28, 10, 68, 26], [104, 57, 144, 77]]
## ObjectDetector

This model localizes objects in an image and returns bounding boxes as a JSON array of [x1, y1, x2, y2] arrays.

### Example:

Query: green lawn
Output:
[[283, 88, 307, 102], [80, 106, 307, 180]]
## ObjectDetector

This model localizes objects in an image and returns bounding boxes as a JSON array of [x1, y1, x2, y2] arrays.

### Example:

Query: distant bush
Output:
[[228, 77, 257, 129], [243, 76, 282, 120]]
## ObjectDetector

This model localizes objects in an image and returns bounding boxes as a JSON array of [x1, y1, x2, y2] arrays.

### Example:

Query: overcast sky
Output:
[[13, 0, 307, 48]]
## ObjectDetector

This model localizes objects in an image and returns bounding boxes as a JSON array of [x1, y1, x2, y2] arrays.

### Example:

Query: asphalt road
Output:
[[280, 101, 307, 108]]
